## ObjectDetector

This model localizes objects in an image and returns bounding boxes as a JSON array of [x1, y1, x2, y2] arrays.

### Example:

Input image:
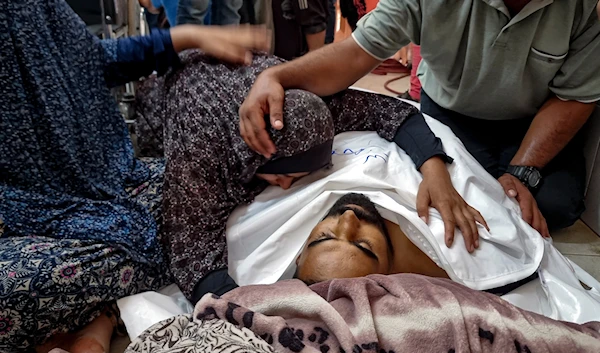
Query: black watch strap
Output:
[[507, 165, 527, 180], [506, 165, 542, 189]]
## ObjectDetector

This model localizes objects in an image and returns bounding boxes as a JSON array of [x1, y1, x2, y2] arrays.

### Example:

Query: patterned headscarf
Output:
[[136, 51, 335, 297], [0, 0, 161, 263]]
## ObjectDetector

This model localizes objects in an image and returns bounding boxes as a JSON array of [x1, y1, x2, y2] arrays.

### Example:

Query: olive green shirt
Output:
[[353, 0, 600, 120]]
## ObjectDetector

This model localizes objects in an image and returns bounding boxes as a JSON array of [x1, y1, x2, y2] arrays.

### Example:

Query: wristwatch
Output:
[[506, 165, 542, 189]]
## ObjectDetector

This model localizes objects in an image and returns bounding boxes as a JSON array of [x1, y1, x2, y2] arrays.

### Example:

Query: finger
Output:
[[531, 205, 543, 236], [268, 93, 285, 131], [501, 178, 518, 198], [438, 206, 456, 248], [242, 120, 260, 154], [540, 214, 550, 238], [416, 186, 431, 224], [464, 209, 479, 249], [517, 192, 534, 225], [470, 207, 489, 231], [240, 117, 262, 155], [455, 211, 475, 253], [532, 209, 549, 238], [246, 27, 272, 52], [253, 123, 276, 158], [231, 25, 271, 52], [217, 44, 251, 65], [254, 87, 283, 156], [244, 109, 269, 156], [239, 116, 249, 145]]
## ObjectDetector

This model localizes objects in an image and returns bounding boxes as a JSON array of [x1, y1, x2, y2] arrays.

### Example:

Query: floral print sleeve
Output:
[[324, 90, 421, 141]]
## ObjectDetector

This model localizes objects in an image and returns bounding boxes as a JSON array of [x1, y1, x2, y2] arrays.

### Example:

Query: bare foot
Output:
[[36, 313, 115, 353]]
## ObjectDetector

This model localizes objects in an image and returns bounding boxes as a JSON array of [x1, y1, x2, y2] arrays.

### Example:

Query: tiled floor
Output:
[[552, 220, 600, 280], [110, 72, 599, 353], [353, 72, 411, 96]]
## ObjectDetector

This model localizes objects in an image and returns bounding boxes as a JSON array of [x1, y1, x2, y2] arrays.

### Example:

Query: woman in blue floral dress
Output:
[[0, 1, 268, 352]]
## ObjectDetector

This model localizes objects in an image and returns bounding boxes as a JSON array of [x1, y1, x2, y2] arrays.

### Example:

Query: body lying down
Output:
[[226, 116, 600, 324], [119, 105, 600, 339]]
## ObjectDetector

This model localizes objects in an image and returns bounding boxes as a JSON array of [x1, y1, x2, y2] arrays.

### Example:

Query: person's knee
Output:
[[189, 0, 210, 10], [535, 187, 585, 231]]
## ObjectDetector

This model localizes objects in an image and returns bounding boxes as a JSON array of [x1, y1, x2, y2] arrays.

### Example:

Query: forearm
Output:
[[170, 25, 204, 53], [306, 30, 326, 52], [266, 37, 381, 96], [102, 29, 180, 88], [419, 156, 450, 180], [510, 96, 595, 169]]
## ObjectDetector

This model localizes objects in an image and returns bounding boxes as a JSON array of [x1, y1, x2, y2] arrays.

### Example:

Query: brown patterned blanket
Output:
[[127, 274, 600, 353]]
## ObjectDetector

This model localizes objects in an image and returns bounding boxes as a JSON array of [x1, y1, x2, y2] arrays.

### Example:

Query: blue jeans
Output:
[[177, 0, 210, 25], [177, 0, 242, 25], [211, 0, 243, 25], [145, 9, 160, 29]]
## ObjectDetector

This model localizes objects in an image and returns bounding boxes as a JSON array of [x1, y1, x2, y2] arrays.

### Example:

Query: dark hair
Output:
[[323, 193, 394, 259]]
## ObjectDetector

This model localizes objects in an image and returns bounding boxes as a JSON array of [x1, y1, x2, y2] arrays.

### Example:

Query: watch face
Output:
[[528, 170, 542, 188]]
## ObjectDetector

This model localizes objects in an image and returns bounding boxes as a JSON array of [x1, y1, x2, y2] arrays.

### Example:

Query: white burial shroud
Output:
[[227, 99, 600, 324]]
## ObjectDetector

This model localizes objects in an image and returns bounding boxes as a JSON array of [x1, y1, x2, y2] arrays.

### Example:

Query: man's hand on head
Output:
[[417, 157, 488, 253], [239, 70, 285, 158], [239, 37, 383, 158], [498, 173, 550, 238]]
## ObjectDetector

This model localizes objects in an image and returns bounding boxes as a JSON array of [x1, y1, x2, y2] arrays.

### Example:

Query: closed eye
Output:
[[307, 233, 379, 262], [354, 242, 378, 261], [307, 233, 334, 248]]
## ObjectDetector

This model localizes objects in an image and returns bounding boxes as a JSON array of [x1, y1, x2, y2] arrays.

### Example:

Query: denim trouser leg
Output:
[[177, 0, 210, 25], [211, 0, 243, 25], [144, 8, 160, 29]]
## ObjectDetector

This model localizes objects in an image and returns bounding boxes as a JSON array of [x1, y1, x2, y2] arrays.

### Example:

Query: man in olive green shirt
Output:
[[239, 0, 600, 237]]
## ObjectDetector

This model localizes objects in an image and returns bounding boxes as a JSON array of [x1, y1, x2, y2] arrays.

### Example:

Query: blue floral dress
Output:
[[0, 0, 179, 351]]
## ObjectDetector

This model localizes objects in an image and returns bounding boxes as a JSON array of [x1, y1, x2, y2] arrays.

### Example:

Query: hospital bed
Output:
[[118, 92, 600, 341]]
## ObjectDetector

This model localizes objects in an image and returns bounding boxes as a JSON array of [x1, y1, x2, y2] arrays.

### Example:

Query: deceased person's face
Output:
[[295, 193, 395, 285]]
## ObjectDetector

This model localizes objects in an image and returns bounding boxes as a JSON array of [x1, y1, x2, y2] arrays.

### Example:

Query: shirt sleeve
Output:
[[393, 112, 453, 169], [101, 29, 181, 88], [293, 0, 329, 34], [550, 9, 600, 103], [351, 0, 422, 61]]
